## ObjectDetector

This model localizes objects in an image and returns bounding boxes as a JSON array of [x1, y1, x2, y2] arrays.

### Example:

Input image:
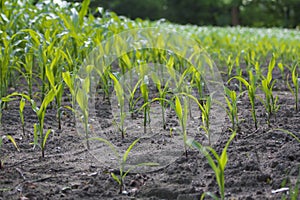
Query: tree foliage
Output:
[[78, 0, 300, 28]]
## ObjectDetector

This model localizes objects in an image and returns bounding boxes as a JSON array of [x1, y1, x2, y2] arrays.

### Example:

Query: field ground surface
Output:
[[0, 67, 299, 200]]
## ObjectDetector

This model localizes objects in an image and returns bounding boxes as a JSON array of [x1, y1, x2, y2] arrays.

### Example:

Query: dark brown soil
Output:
[[0, 66, 299, 200]]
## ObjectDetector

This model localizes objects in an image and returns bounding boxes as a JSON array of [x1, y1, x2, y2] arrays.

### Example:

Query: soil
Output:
[[0, 64, 299, 200]]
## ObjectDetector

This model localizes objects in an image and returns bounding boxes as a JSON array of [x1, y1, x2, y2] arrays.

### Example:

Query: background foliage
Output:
[[71, 0, 300, 28]]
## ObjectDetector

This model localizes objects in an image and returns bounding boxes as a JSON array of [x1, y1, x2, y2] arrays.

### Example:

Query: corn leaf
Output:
[[123, 138, 139, 163], [174, 96, 182, 120], [6, 135, 20, 152]]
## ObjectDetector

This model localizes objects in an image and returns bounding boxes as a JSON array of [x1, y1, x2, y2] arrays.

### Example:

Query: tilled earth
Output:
[[0, 68, 299, 200]]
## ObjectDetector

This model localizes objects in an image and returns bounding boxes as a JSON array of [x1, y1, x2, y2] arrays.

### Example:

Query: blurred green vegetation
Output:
[[69, 0, 300, 28]]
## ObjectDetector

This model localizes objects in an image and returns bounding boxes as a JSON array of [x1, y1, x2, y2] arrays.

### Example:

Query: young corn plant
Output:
[[90, 137, 158, 194], [184, 93, 212, 145], [76, 66, 93, 148], [235, 63, 243, 92], [141, 81, 150, 134], [32, 87, 61, 158], [287, 64, 299, 112], [191, 70, 205, 106], [125, 78, 142, 120], [0, 33, 15, 123], [223, 87, 240, 131], [226, 54, 234, 79], [0, 135, 20, 170], [17, 29, 43, 99], [2, 90, 58, 158], [229, 70, 258, 129], [109, 72, 126, 139], [277, 62, 285, 80], [45, 48, 65, 130], [16, 49, 34, 99], [187, 130, 236, 200], [1, 94, 26, 135], [139, 65, 151, 134], [172, 95, 189, 157], [0, 32, 12, 104], [19, 97, 26, 135], [62, 71, 76, 114], [259, 55, 280, 126], [99, 67, 112, 101], [150, 72, 172, 130], [200, 96, 212, 144]]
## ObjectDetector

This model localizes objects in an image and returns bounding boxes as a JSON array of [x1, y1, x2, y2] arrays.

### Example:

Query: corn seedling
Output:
[[19, 29, 43, 99], [226, 54, 234, 79], [187, 130, 236, 200], [1, 95, 25, 134], [223, 87, 241, 131], [76, 64, 93, 149], [45, 48, 66, 130], [172, 95, 189, 157], [124, 77, 142, 120], [36, 86, 61, 158], [141, 81, 150, 134], [99, 67, 112, 101], [150, 72, 172, 130], [109, 72, 126, 139], [0, 32, 12, 103], [277, 62, 285, 80], [259, 55, 280, 126], [0, 135, 20, 170], [17, 49, 34, 99], [6, 88, 60, 157], [287, 64, 299, 112], [19, 97, 26, 135], [90, 137, 158, 194], [62, 71, 76, 116], [191, 70, 205, 105], [229, 70, 258, 129], [183, 93, 212, 145], [138, 65, 151, 134], [4, 87, 61, 158], [235, 62, 243, 92], [200, 95, 212, 144]]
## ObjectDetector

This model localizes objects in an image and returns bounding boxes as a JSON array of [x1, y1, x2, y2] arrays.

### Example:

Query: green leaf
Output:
[[76, 88, 88, 116], [33, 123, 39, 148], [111, 173, 121, 185], [19, 97, 26, 113], [219, 131, 236, 170], [140, 83, 148, 102], [6, 135, 20, 152], [228, 76, 249, 89], [62, 71, 74, 96], [42, 129, 53, 149], [123, 138, 139, 164], [38, 87, 57, 119], [109, 72, 124, 107], [46, 65, 55, 90], [174, 96, 182, 120], [20, 29, 41, 47], [267, 54, 276, 82]]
